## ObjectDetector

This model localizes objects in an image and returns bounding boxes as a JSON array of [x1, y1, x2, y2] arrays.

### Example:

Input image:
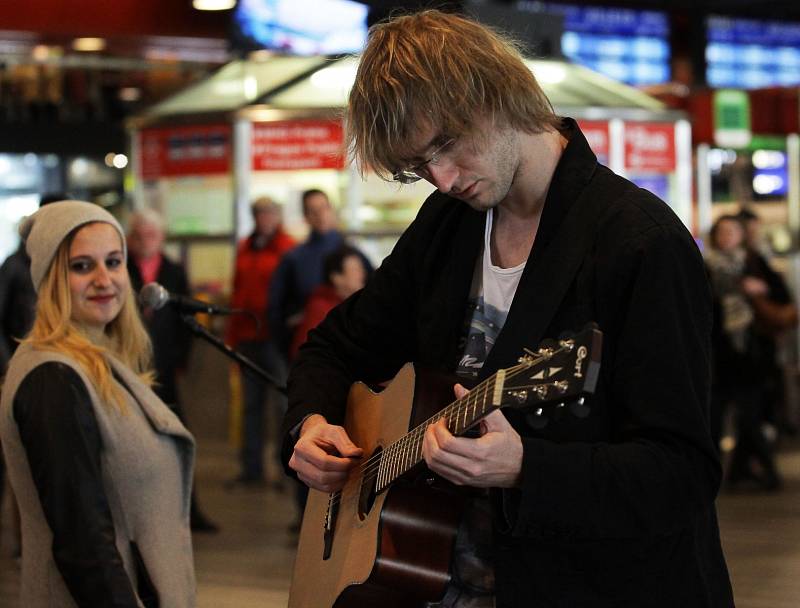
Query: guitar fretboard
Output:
[[374, 371, 505, 493]]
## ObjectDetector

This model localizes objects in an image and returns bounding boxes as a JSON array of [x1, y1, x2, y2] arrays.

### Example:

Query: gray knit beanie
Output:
[[19, 200, 127, 292]]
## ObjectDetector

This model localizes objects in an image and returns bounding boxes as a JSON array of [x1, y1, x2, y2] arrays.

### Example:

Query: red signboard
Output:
[[624, 122, 676, 173], [252, 120, 345, 171], [577, 120, 610, 165], [139, 124, 231, 179]]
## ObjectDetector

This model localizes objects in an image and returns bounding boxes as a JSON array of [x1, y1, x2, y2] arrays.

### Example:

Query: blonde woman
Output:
[[0, 201, 196, 607]]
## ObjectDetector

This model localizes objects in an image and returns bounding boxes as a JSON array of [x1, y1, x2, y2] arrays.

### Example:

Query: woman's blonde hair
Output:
[[23, 224, 154, 410], [345, 9, 562, 179]]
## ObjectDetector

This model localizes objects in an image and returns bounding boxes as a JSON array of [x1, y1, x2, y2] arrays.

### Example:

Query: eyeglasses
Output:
[[392, 137, 457, 184]]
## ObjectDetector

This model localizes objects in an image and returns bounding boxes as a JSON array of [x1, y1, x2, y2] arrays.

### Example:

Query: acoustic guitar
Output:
[[289, 325, 603, 608]]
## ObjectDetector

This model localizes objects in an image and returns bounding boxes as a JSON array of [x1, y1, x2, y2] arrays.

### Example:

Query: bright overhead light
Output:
[[310, 65, 358, 91], [118, 87, 142, 102], [112, 154, 128, 169], [244, 75, 258, 101], [73, 37, 106, 52], [193, 0, 236, 10], [248, 49, 274, 63], [70, 158, 90, 177], [531, 62, 567, 84], [32, 45, 50, 61]]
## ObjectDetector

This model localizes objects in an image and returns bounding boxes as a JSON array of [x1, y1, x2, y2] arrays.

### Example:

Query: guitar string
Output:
[[325, 358, 545, 510], [325, 370, 501, 510], [355, 358, 534, 478], [326, 376, 498, 508], [326, 348, 567, 509]]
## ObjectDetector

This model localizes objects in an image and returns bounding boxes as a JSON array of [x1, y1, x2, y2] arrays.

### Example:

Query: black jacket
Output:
[[14, 363, 148, 607], [0, 248, 37, 369], [128, 255, 192, 406], [282, 120, 733, 607]]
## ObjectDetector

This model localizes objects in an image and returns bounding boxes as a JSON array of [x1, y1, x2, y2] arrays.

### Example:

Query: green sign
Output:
[[713, 89, 751, 149]]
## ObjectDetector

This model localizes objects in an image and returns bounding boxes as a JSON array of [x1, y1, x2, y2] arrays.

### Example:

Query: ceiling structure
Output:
[[363, 0, 800, 22], [1, 0, 799, 156], [0, 1, 230, 155]]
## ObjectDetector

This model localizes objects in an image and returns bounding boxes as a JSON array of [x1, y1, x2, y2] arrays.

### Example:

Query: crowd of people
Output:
[[0, 9, 798, 608]]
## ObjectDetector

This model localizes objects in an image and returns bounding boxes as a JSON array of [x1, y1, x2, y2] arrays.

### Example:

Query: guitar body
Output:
[[288, 326, 603, 608], [289, 363, 465, 608]]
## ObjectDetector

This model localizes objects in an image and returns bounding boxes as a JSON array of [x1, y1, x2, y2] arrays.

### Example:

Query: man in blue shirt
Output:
[[268, 189, 371, 357]]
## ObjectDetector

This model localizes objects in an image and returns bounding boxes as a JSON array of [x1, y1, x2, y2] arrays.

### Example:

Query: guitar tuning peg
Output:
[[533, 385, 549, 399], [526, 409, 549, 430], [509, 390, 528, 403], [570, 396, 590, 418], [558, 338, 575, 350], [553, 380, 569, 394]]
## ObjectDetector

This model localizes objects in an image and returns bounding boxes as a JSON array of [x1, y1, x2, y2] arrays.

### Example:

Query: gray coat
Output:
[[0, 343, 196, 607]]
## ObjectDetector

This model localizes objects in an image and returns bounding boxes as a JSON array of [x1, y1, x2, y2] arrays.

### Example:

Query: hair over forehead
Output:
[[345, 9, 560, 179]]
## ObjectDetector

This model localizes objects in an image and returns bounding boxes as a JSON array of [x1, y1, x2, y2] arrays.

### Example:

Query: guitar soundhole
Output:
[[357, 446, 381, 521]]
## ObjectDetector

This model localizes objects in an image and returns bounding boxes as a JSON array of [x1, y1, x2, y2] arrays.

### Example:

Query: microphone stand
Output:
[[179, 314, 287, 395]]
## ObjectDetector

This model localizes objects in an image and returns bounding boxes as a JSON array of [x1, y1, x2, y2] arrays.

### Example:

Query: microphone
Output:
[[138, 282, 235, 316]]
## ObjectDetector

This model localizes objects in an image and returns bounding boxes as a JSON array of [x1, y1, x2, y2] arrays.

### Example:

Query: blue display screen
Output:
[[706, 16, 800, 88], [630, 174, 671, 204], [233, 0, 369, 56], [517, 2, 671, 86]]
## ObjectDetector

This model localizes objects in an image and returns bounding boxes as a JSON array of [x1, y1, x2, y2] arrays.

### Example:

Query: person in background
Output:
[[127, 209, 191, 410], [0, 192, 63, 548], [706, 214, 782, 491], [0, 200, 196, 607], [289, 245, 369, 360], [283, 10, 732, 607], [225, 196, 295, 487], [268, 189, 372, 360], [738, 208, 798, 436], [0, 194, 64, 369], [127, 208, 218, 532]]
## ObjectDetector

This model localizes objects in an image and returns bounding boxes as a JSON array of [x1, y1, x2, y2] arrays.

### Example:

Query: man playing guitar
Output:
[[282, 10, 733, 608]]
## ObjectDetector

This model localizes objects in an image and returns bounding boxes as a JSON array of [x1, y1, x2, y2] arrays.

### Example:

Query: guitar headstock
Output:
[[500, 325, 602, 427]]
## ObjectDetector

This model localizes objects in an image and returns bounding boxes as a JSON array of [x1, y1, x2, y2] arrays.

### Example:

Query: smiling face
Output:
[[68, 222, 129, 336]]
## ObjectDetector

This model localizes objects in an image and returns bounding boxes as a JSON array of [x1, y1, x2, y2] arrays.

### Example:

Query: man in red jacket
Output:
[[226, 196, 295, 486]]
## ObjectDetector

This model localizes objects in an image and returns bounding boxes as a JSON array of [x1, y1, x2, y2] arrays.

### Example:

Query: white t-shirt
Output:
[[432, 209, 526, 608], [457, 208, 526, 378]]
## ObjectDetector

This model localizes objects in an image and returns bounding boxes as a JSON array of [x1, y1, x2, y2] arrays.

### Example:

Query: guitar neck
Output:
[[375, 370, 506, 493]]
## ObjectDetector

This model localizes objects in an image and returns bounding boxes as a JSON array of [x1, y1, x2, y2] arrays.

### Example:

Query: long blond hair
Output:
[[23, 226, 154, 410]]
